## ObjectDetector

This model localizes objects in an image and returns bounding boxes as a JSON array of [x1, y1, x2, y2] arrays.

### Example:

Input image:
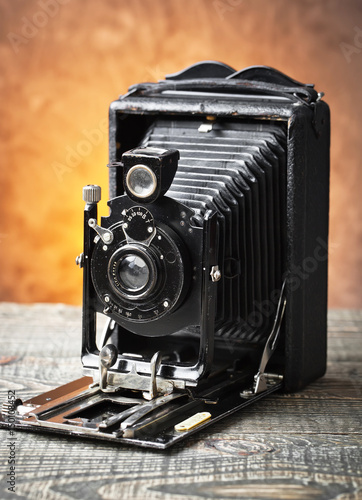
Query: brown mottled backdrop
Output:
[[0, 0, 361, 307]]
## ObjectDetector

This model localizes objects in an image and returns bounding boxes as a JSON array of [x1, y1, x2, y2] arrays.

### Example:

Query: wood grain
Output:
[[0, 0, 362, 308], [0, 305, 361, 500]]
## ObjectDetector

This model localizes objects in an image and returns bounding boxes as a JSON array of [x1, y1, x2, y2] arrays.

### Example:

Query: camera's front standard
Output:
[[0, 62, 330, 448]]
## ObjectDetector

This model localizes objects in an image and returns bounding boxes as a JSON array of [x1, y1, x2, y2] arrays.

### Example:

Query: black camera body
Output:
[[0, 62, 330, 448]]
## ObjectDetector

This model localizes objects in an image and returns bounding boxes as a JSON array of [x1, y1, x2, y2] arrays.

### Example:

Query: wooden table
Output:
[[0, 305, 361, 500]]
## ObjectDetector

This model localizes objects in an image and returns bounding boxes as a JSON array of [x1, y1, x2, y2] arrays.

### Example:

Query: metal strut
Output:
[[253, 280, 287, 394]]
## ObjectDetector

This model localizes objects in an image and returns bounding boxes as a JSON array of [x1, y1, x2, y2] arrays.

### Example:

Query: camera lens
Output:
[[126, 165, 157, 198], [118, 254, 150, 291], [106, 244, 159, 302], [92, 222, 190, 331]]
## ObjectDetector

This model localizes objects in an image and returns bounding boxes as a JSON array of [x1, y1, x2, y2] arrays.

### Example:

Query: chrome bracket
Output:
[[143, 351, 162, 400], [99, 344, 119, 392], [93, 348, 185, 399]]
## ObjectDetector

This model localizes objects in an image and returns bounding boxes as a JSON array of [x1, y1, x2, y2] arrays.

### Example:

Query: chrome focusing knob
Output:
[[83, 185, 101, 204]]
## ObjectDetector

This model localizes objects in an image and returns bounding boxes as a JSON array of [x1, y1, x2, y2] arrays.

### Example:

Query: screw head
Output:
[[99, 344, 118, 369], [210, 266, 221, 282], [214, 270, 221, 281], [75, 254, 84, 268]]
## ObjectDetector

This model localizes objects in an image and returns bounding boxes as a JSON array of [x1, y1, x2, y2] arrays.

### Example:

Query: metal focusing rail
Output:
[[0, 375, 283, 448], [0, 284, 286, 448]]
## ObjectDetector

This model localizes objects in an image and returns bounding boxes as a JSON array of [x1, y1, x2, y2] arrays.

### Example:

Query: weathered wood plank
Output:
[[0, 305, 361, 500], [0, 432, 361, 499]]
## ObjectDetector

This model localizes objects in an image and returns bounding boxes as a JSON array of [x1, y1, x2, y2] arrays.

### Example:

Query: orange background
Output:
[[0, 0, 361, 308]]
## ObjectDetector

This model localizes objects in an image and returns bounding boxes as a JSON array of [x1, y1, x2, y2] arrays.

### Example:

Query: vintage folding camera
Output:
[[0, 61, 330, 448]]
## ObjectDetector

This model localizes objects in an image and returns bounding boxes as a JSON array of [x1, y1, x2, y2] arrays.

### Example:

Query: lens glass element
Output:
[[118, 254, 150, 291], [126, 165, 157, 198]]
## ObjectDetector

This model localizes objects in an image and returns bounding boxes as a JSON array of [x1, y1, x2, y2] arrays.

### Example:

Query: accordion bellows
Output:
[[141, 118, 287, 342]]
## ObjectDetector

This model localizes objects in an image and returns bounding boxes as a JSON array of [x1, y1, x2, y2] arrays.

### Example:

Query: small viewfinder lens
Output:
[[126, 165, 157, 198]]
